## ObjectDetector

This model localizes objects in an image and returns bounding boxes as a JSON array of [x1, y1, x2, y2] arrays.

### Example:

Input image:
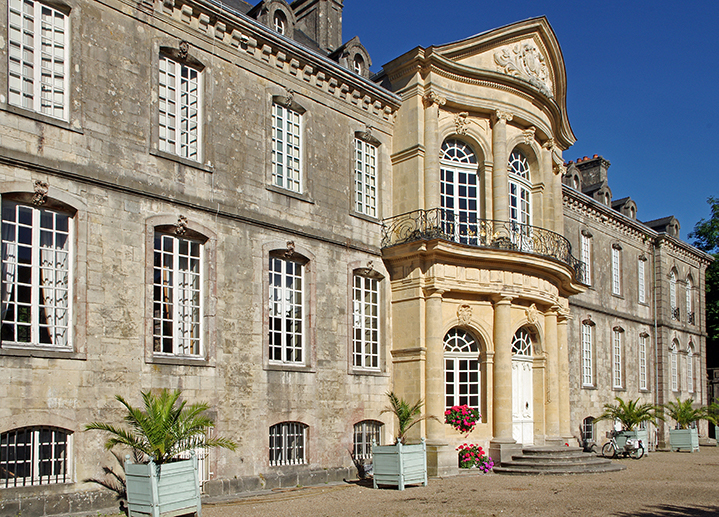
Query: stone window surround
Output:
[[268, 421, 308, 467], [580, 229, 592, 287], [262, 241, 316, 373], [0, 184, 88, 361], [638, 332, 650, 392], [348, 264, 385, 374], [144, 215, 217, 367], [670, 340, 679, 392], [612, 326, 624, 390], [267, 93, 310, 200], [580, 318, 595, 388], [638, 254, 648, 305], [352, 129, 383, 220], [353, 419, 383, 461], [611, 243, 622, 297]]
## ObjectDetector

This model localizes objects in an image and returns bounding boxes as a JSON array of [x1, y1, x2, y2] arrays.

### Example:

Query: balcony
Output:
[[381, 208, 587, 285]]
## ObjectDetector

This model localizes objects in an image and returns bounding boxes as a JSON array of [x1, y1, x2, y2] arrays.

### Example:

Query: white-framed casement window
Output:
[[354, 138, 378, 217], [0, 427, 72, 488], [639, 334, 648, 390], [269, 422, 307, 466], [581, 321, 593, 387], [158, 55, 201, 161], [273, 10, 286, 34], [611, 245, 622, 296], [353, 420, 383, 461], [612, 327, 623, 389], [352, 273, 379, 370], [444, 328, 481, 410], [8, 0, 69, 120], [153, 232, 203, 356], [687, 344, 694, 394], [271, 102, 302, 193], [580, 232, 592, 285], [686, 277, 694, 324], [268, 255, 305, 365], [508, 149, 532, 233], [669, 270, 678, 320], [638, 257, 646, 304], [1, 201, 72, 348], [670, 341, 679, 392], [440, 139, 480, 245]]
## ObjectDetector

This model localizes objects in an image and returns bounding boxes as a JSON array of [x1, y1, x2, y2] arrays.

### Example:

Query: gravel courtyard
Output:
[[199, 447, 719, 517]]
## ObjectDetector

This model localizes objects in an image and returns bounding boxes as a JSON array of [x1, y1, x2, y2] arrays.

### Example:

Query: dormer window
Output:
[[353, 55, 364, 75], [273, 11, 286, 35]]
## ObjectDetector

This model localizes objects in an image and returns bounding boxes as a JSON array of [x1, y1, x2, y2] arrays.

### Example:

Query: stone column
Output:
[[424, 288, 455, 476], [491, 110, 512, 223], [423, 92, 445, 211], [543, 308, 560, 444], [489, 295, 521, 465], [557, 307, 574, 443], [541, 140, 555, 232]]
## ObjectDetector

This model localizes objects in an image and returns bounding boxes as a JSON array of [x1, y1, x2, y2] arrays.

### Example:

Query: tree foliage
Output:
[[381, 392, 437, 444], [593, 397, 661, 431], [689, 196, 719, 366], [663, 398, 709, 429]]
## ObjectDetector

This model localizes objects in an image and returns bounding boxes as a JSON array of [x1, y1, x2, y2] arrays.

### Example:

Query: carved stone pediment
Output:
[[493, 40, 552, 96]]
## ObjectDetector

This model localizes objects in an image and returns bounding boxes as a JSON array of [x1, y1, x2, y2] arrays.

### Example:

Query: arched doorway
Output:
[[511, 327, 533, 444]]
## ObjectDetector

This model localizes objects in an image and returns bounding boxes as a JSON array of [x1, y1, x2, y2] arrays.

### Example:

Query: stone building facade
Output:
[[563, 156, 712, 449], [0, 0, 710, 515]]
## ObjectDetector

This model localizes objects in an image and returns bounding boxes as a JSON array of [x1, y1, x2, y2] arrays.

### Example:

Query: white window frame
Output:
[[440, 139, 480, 245], [611, 246, 621, 295], [353, 420, 382, 461], [669, 270, 678, 319], [271, 102, 302, 193], [612, 328, 623, 389], [1, 201, 73, 349], [273, 11, 286, 34], [269, 422, 307, 466], [580, 233, 592, 285], [268, 255, 305, 365], [581, 322, 593, 387], [352, 274, 379, 370], [8, 0, 69, 120], [687, 345, 694, 393], [444, 328, 481, 411], [354, 139, 377, 218], [158, 55, 201, 161], [639, 334, 648, 390], [152, 232, 204, 357], [670, 343, 679, 392], [638, 258, 646, 304], [0, 427, 72, 488], [686, 277, 693, 324]]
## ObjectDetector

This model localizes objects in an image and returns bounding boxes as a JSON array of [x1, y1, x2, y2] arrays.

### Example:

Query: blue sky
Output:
[[343, 1, 719, 241]]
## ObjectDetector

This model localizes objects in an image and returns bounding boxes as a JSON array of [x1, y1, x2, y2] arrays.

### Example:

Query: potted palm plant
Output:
[[86, 389, 236, 517], [664, 398, 706, 452], [593, 397, 660, 453], [372, 392, 434, 490]]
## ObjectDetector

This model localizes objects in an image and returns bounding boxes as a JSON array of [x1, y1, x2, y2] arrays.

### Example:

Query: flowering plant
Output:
[[456, 443, 494, 472], [444, 405, 481, 435]]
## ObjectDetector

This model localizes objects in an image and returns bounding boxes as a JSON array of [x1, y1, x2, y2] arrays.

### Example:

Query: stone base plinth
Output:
[[489, 439, 522, 466], [426, 442, 459, 478]]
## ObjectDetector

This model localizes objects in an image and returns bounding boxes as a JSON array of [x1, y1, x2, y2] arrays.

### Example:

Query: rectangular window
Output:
[[687, 351, 694, 393], [353, 421, 382, 461], [271, 103, 302, 193], [354, 139, 377, 217], [268, 256, 304, 364], [0, 427, 71, 487], [1, 202, 71, 348], [8, 0, 69, 119], [581, 323, 593, 387], [612, 330, 622, 388], [353, 275, 379, 369], [580, 233, 591, 285], [159, 56, 201, 160], [671, 347, 678, 391], [269, 422, 307, 466], [639, 335, 648, 390], [611, 247, 621, 295], [638, 258, 646, 304], [153, 233, 203, 356]]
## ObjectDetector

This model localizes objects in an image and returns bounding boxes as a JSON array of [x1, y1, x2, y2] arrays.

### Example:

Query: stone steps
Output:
[[493, 446, 626, 475]]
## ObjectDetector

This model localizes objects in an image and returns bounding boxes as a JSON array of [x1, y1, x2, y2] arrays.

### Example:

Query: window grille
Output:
[[269, 422, 307, 466], [271, 103, 302, 193], [511, 328, 532, 356], [268, 256, 304, 364], [159, 55, 200, 160], [444, 328, 480, 410], [1, 202, 71, 347], [354, 139, 377, 217], [1, 427, 71, 487], [353, 274, 379, 369], [353, 421, 382, 461]]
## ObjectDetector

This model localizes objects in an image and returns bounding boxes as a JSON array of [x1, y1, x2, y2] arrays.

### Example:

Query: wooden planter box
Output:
[[669, 428, 699, 452], [372, 438, 427, 491], [124, 455, 202, 517]]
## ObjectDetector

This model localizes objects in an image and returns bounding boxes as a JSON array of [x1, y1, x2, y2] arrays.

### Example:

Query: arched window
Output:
[[353, 55, 364, 75], [273, 10, 287, 34], [581, 417, 595, 444], [508, 149, 532, 248], [353, 420, 383, 461], [440, 139, 480, 245], [444, 328, 481, 410], [687, 343, 694, 393], [269, 422, 307, 466], [669, 270, 678, 320], [1, 427, 72, 487], [511, 327, 532, 356], [670, 341, 679, 392], [686, 277, 694, 324]]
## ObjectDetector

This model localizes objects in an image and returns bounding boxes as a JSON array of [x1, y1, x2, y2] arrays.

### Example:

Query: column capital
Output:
[[423, 287, 446, 299], [491, 294, 516, 306], [492, 109, 513, 123], [423, 91, 446, 109], [542, 138, 555, 151]]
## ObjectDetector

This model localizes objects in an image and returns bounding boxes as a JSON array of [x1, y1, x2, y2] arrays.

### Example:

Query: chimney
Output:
[[575, 155, 611, 189], [292, 0, 343, 53]]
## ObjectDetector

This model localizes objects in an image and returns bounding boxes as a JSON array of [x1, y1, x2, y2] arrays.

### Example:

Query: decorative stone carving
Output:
[[454, 112, 470, 135], [284, 240, 295, 259], [422, 91, 446, 109], [361, 124, 373, 142], [174, 215, 188, 236], [526, 303, 539, 325], [178, 40, 190, 60], [32, 180, 48, 206], [493, 109, 513, 123], [457, 304, 472, 325], [493, 42, 552, 96], [522, 126, 536, 145], [542, 138, 554, 151], [284, 87, 294, 107]]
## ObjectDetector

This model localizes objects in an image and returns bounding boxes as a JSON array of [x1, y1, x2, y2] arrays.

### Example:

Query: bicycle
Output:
[[601, 430, 644, 459]]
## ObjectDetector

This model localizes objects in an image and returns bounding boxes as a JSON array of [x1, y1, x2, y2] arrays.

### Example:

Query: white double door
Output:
[[512, 356, 534, 445]]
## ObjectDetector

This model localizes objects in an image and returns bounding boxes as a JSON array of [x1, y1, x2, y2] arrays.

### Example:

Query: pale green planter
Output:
[[617, 430, 649, 454], [124, 454, 201, 517], [372, 438, 427, 490], [669, 428, 699, 452]]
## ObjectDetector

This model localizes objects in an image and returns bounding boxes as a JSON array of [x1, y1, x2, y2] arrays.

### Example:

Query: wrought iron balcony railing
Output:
[[671, 307, 681, 321], [381, 208, 587, 285], [688, 312, 695, 325]]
